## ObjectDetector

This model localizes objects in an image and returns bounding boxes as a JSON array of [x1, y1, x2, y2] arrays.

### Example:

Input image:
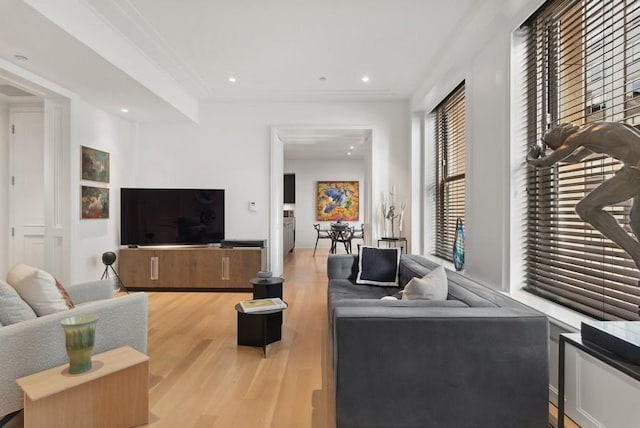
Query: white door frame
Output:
[[269, 125, 374, 276]]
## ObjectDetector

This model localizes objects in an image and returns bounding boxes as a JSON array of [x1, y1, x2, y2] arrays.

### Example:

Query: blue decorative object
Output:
[[453, 218, 465, 271]]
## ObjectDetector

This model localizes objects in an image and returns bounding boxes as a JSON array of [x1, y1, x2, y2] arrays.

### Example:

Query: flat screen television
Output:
[[120, 188, 225, 246]]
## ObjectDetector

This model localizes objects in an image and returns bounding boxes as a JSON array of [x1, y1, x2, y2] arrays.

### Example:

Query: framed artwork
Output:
[[81, 186, 109, 219], [316, 181, 359, 221], [81, 146, 110, 183]]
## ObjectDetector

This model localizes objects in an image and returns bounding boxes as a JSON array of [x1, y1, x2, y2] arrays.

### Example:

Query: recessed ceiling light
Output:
[[347, 152, 352, 156], [121, 108, 129, 113], [361, 75, 370, 83], [228, 76, 237, 83], [349, 146, 355, 150], [14, 55, 28, 61]]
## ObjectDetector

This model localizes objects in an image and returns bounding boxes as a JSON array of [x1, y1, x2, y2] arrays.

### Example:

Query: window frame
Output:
[[433, 82, 466, 262], [523, 0, 640, 321]]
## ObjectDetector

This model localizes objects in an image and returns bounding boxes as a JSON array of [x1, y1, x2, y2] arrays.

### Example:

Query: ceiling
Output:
[[81, 0, 483, 101], [280, 128, 370, 160], [0, 0, 497, 115], [0, 0, 501, 123]]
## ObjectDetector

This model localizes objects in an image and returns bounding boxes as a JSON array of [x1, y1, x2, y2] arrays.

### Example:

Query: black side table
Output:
[[250, 277, 284, 299], [235, 303, 287, 358], [378, 237, 407, 254]]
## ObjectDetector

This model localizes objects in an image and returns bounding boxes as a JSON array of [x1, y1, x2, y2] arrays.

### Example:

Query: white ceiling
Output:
[[81, 0, 483, 101], [0, 0, 500, 123], [280, 128, 370, 160]]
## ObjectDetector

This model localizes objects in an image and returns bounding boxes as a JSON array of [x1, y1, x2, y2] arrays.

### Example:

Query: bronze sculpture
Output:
[[527, 122, 640, 270]]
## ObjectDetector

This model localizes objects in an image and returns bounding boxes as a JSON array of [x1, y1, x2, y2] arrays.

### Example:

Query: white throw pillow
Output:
[[402, 265, 448, 301], [7, 264, 70, 316], [0, 279, 37, 325]]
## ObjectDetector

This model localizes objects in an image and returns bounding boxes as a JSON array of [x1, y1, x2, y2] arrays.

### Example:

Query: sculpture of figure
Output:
[[527, 122, 640, 270]]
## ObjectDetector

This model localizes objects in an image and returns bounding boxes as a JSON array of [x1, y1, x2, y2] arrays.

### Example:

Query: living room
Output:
[[1, 0, 639, 427]]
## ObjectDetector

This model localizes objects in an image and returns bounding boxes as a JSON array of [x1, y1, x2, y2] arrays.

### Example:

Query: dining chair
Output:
[[329, 224, 354, 254], [351, 223, 365, 247], [313, 224, 332, 256]]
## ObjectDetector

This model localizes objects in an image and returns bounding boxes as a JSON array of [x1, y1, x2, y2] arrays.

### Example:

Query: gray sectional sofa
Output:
[[328, 253, 549, 428]]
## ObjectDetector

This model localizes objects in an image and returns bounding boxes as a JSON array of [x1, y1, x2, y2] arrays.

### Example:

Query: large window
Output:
[[524, 0, 640, 320], [433, 83, 466, 262]]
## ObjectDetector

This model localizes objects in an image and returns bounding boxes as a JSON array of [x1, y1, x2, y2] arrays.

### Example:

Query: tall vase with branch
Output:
[[382, 187, 406, 237]]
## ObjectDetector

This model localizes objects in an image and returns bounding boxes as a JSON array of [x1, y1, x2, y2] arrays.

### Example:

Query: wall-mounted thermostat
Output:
[[249, 201, 257, 212]]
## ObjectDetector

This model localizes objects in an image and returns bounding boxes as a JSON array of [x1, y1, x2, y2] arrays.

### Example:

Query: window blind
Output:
[[434, 83, 466, 261], [524, 0, 640, 320]]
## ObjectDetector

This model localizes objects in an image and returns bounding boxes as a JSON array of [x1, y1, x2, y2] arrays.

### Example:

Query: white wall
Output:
[[135, 101, 409, 264], [0, 100, 8, 278], [70, 98, 137, 283], [284, 158, 365, 249], [411, 1, 545, 292]]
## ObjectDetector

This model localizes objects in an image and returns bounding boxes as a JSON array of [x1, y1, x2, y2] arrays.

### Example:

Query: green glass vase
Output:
[[60, 314, 99, 374]]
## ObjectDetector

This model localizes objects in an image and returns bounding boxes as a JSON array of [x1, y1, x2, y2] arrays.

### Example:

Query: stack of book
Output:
[[239, 297, 287, 313]]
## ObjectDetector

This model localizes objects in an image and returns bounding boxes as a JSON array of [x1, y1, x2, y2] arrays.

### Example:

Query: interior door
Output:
[[10, 107, 45, 269]]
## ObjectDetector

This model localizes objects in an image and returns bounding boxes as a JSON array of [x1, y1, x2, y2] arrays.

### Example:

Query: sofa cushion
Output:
[[402, 265, 448, 301], [0, 279, 37, 325], [7, 264, 72, 316], [329, 278, 397, 312], [398, 255, 440, 287], [356, 246, 401, 286]]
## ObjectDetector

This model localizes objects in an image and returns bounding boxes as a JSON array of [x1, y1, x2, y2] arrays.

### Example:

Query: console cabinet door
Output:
[[155, 250, 191, 287], [225, 249, 263, 288], [190, 249, 224, 287], [118, 249, 157, 287]]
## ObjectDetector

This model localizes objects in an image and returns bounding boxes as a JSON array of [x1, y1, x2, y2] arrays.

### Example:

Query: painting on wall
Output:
[[81, 146, 110, 183], [316, 181, 359, 221], [81, 186, 109, 219]]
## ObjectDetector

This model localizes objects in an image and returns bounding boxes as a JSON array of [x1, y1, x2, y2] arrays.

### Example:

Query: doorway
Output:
[[1, 72, 71, 284], [269, 126, 374, 276]]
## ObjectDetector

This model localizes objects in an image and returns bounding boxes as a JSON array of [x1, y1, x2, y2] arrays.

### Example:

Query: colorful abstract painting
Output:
[[316, 181, 359, 221], [81, 186, 109, 219], [81, 146, 110, 183]]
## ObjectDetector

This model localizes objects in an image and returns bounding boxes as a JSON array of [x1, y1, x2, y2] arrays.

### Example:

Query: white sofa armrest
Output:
[[66, 279, 116, 304]]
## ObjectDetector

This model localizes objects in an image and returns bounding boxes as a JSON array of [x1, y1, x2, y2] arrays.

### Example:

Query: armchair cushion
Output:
[[0, 280, 36, 325], [7, 264, 71, 316]]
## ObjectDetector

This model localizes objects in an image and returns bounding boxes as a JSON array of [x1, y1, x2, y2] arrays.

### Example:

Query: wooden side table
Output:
[[16, 346, 149, 428]]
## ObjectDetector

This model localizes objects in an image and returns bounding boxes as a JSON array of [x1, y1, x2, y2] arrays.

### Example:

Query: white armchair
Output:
[[0, 279, 148, 419]]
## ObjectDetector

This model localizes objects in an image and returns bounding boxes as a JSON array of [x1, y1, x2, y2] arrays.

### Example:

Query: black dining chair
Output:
[[313, 224, 332, 256], [351, 223, 365, 247], [329, 224, 354, 254]]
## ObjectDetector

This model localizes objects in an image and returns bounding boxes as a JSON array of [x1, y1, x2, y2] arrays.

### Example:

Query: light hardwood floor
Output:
[[5, 248, 578, 428], [144, 247, 334, 427]]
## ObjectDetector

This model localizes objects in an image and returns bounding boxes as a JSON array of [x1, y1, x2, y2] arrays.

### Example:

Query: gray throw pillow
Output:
[[402, 265, 448, 300], [0, 279, 37, 325]]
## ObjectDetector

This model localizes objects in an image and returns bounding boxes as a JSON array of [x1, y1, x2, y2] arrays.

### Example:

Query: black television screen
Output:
[[120, 188, 225, 246]]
